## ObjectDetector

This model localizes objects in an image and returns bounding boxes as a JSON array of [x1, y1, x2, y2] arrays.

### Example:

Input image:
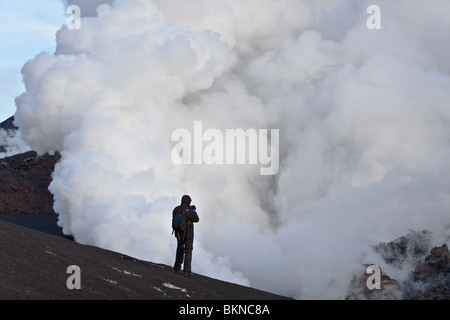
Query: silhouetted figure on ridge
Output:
[[172, 195, 199, 277]]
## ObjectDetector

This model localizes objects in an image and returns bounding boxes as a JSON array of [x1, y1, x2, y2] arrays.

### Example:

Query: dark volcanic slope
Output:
[[0, 220, 290, 300]]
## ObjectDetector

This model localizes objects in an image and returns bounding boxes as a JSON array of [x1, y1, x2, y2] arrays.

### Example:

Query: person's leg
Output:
[[173, 238, 185, 272], [183, 237, 194, 276]]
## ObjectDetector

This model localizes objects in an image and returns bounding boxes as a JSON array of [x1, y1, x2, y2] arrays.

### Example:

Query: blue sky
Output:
[[0, 0, 66, 122]]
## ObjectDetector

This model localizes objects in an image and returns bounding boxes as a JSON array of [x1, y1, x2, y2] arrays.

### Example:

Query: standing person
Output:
[[172, 195, 199, 277]]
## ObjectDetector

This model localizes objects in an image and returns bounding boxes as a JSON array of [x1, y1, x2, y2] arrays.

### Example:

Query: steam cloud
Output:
[[14, 0, 450, 298]]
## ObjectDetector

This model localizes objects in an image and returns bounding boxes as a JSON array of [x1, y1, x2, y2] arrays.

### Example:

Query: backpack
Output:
[[172, 206, 188, 234]]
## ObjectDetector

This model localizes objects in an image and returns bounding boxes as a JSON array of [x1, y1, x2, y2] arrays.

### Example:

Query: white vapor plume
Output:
[[14, 0, 450, 299]]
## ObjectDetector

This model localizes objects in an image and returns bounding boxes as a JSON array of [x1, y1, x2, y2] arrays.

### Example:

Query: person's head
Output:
[[181, 195, 192, 205]]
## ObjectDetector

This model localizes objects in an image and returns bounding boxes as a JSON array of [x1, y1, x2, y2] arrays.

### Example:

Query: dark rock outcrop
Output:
[[404, 244, 450, 300], [0, 116, 18, 132], [347, 265, 402, 300], [374, 230, 433, 268], [0, 151, 59, 214], [349, 231, 450, 300]]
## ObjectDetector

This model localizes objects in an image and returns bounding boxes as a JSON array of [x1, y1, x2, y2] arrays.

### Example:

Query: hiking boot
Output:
[[173, 267, 181, 274], [184, 272, 193, 277]]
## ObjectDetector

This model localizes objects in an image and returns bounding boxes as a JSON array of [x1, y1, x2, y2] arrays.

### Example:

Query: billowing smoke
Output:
[[14, 0, 450, 299]]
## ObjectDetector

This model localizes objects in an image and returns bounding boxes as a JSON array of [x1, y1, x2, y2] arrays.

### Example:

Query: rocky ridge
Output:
[[348, 230, 450, 300]]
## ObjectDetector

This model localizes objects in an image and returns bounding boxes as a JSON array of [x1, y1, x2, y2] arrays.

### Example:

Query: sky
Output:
[[0, 0, 66, 122]]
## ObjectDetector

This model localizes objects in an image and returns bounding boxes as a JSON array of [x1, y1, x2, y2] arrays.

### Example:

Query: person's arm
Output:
[[188, 208, 199, 223]]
